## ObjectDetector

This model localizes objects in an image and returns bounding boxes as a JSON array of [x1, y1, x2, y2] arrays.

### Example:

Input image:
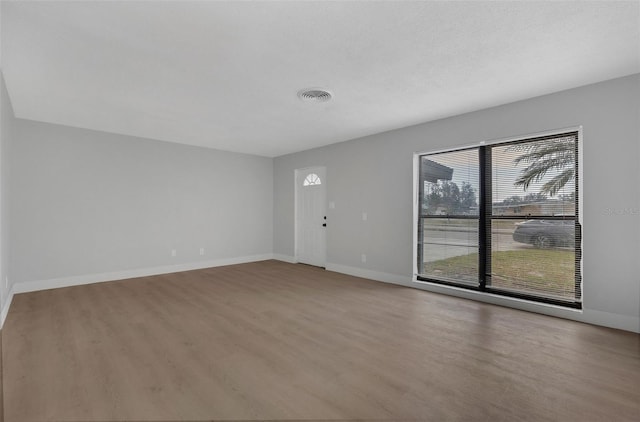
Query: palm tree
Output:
[[509, 136, 575, 196]]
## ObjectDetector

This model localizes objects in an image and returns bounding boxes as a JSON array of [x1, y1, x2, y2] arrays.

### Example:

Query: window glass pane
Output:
[[303, 173, 321, 186], [489, 132, 579, 303], [490, 219, 576, 300], [420, 218, 478, 285], [492, 136, 575, 217], [421, 149, 479, 216], [418, 148, 479, 284]]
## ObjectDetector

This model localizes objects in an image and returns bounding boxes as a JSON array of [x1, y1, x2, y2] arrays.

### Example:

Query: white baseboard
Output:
[[5, 256, 639, 334], [325, 263, 639, 334], [581, 308, 640, 333], [411, 279, 639, 333], [325, 263, 412, 287], [12, 254, 274, 295], [272, 254, 297, 264], [1, 285, 14, 329]]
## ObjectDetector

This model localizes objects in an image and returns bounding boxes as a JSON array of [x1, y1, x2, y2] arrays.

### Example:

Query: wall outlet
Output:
[[171, 249, 177, 257], [362, 212, 367, 221], [4, 276, 7, 290], [361, 254, 367, 263], [199, 247, 205, 256]]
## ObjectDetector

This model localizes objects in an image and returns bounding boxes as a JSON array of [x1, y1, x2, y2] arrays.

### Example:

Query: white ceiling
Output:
[[2, 1, 639, 157]]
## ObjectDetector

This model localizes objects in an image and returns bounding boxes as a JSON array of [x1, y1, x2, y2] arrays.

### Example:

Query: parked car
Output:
[[512, 219, 575, 249]]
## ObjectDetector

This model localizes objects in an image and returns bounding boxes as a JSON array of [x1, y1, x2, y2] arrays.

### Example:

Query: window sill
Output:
[[411, 277, 583, 317]]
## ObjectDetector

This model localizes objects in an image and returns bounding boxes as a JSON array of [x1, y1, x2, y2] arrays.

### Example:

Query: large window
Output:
[[416, 131, 581, 307], [418, 149, 480, 286]]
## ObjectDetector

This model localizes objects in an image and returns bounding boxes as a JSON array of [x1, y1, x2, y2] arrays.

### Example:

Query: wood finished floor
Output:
[[2, 260, 639, 422], [1, 328, 3, 422]]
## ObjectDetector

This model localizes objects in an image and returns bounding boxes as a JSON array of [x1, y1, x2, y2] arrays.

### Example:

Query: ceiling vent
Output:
[[297, 88, 332, 103]]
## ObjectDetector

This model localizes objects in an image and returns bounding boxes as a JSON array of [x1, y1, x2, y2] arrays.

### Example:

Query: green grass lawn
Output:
[[423, 248, 575, 299]]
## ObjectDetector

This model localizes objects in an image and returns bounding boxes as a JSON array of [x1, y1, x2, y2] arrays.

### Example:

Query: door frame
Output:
[[294, 166, 327, 267]]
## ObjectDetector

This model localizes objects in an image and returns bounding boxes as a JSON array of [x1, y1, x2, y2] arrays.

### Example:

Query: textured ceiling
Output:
[[2, 1, 639, 157]]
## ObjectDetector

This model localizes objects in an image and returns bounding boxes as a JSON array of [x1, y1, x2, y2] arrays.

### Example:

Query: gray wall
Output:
[[11, 120, 273, 285], [274, 74, 640, 331], [0, 72, 13, 313]]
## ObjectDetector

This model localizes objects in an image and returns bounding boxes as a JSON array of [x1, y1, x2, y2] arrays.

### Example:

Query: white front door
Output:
[[295, 167, 327, 267]]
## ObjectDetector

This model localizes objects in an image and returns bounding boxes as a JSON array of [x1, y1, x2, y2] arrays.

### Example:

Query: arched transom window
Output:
[[303, 173, 322, 186]]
